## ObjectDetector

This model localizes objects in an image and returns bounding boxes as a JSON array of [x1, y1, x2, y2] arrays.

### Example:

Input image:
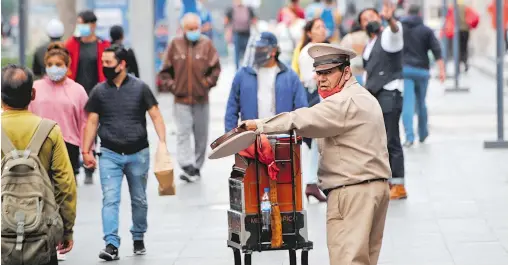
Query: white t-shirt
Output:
[[257, 66, 279, 119], [298, 43, 317, 92], [275, 19, 306, 64], [363, 21, 404, 92]]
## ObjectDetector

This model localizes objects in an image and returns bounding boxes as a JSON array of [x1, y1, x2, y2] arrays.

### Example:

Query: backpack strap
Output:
[[26, 119, 57, 155], [1, 127, 19, 158]]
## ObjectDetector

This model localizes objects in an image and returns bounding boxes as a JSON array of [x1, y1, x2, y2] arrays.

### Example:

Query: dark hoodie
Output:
[[401, 15, 442, 70]]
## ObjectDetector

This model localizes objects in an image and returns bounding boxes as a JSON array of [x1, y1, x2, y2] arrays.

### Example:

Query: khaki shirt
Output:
[[1, 110, 77, 241], [254, 78, 391, 190]]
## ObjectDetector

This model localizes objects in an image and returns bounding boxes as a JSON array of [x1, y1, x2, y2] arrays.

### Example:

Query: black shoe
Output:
[[84, 169, 94, 184], [180, 166, 199, 183], [133, 240, 146, 255], [99, 244, 119, 261]]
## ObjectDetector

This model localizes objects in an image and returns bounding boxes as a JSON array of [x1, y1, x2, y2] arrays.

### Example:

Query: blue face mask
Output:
[[46, 66, 68, 82], [185, 30, 201, 42], [74, 24, 91, 37]]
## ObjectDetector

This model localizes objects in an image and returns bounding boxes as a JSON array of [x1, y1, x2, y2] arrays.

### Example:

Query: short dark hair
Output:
[[408, 4, 420, 15], [109, 25, 124, 43], [357, 8, 379, 24], [104, 44, 128, 64], [78, 10, 97, 23], [1, 65, 34, 109]]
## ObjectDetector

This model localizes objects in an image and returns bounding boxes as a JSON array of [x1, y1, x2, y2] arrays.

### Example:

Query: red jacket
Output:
[[65, 37, 110, 82]]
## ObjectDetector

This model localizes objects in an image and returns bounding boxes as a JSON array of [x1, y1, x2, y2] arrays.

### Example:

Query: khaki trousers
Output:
[[326, 180, 390, 265]]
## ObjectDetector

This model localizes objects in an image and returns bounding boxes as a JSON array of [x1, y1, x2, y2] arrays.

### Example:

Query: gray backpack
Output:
[[1, 119, 64, 265]]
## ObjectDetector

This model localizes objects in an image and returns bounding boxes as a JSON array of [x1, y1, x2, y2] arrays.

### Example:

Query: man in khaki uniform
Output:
[[243, 43, 391, 265]]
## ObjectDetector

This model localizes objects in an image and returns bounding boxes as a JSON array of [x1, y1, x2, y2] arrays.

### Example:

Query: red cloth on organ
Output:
[[239, 135, 280, 180]]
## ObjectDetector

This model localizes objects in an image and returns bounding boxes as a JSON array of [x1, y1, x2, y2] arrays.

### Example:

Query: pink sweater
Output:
[[29, 76, 89, 148]]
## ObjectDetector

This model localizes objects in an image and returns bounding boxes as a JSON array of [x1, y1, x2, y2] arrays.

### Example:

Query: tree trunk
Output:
[[56, 0, 77, 40]]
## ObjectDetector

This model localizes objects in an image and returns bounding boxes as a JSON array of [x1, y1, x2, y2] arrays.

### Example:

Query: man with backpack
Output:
[[225, 0, 257, 69], [1, 65, 77, 265], [305, 0, 341, 43]]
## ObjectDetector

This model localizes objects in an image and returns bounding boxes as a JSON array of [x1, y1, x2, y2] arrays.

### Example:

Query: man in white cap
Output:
[[32, 19, 65, 78], [242, 43, 391, 265]]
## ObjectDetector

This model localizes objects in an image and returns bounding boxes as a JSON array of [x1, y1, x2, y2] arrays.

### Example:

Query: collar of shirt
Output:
[[106, 74, 130, 88]]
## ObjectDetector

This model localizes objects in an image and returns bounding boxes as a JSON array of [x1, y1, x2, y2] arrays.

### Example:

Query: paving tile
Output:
[[448, 242, 508, 265], [438, 218, 497, 243]]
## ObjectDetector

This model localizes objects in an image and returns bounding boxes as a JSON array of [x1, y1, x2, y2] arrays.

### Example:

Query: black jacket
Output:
[[126, 48, 140, 78], [401, 15, 442, 69]]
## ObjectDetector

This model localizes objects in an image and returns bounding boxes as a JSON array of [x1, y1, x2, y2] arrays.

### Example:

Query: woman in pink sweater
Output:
[[29, 42, 89, 183]]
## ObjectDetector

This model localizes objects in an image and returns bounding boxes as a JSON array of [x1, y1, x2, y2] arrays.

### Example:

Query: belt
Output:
[[323, 178, 388, 197]]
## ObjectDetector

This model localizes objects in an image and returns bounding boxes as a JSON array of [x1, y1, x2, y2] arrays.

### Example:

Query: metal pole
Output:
[[18, 0, 27, 66], [495, 0, 505, 141], [484, 0, 508, 148], [452, 0, 459, 88], [445, 0, 469, 92]]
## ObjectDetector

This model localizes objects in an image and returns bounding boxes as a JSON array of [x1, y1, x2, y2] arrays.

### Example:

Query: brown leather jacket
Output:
[[158, 36, 221, 104]]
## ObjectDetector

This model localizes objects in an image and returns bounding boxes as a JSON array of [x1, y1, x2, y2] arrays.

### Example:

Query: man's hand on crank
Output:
[[241, 120, 258, 131]]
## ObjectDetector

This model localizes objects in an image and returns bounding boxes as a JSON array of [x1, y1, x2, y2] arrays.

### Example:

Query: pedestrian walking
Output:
[[65, 10, 111, 184], [32, 19, 64, 78], [295, 18, 329, 202], [224, 0, 257, 69], [275, 7, 306, 67], [1, 65, 77, 265], [401, 5, 446, 147], [158, 13, 221, 183], [110, 25, 139, 77], [29, 42, 88, 183], [340, 21, 369, 85], [242, 43, 391, 265], [81, 45, 167, 261], [224, 31, 308, 131], [359, 2, 407, 200]]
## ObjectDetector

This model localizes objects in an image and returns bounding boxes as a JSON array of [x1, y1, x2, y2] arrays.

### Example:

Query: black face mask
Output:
[[103, 64, 120, 81], [366, 21, 381, 36]]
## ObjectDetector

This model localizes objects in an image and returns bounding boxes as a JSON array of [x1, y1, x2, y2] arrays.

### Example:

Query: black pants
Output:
[[459, 30, 469, 67], [376, 89, 405, 181], [65, 142, 80, 176]]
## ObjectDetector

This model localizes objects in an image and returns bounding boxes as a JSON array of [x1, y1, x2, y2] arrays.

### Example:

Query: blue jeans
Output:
[[233, 32, 250, 69], [99, 147, 150, 248], [402, 66, 430, 143]]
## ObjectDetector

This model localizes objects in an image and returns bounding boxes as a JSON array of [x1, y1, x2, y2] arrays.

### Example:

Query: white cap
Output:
[[46, 19, 64, 38]]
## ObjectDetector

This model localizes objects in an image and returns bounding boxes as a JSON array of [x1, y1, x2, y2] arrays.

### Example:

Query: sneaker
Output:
[[133, 240, 146, 255], [84, 169, 94, 184], [179, 166, 199, 183], [99, 244, 119, 261], [390, 184, 408, 200], [403, 141, 413, 148]]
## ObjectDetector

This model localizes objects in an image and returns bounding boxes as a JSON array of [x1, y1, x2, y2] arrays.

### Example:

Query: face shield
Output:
[[242, 32, 278, 69]]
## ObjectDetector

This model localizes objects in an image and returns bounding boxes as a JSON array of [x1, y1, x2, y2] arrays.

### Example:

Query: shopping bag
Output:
[[154, 142, 176, 196], [465, 7, 480, 29]]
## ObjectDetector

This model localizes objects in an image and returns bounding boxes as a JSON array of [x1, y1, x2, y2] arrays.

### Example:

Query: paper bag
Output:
[[154, 143, 176, 196]]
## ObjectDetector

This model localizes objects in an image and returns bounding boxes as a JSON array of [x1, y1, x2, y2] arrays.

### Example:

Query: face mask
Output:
[[46, 66, 67, 82], [318, 68, 347, 99], [74, 24, 91, 37], [366, 21, 381, 36], [185, 30, 201, 42], [102, 64, 120, 81]]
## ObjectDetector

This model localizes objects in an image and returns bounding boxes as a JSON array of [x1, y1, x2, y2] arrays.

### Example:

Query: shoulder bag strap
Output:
[[26, 119, 57, 155], [1, 127, 18, 157]]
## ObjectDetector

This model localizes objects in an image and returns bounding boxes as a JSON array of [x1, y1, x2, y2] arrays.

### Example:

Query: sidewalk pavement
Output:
[[65, 64, 508, 265]]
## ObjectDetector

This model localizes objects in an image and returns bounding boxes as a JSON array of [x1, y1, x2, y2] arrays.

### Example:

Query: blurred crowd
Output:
[[0, 0, 494, 264]]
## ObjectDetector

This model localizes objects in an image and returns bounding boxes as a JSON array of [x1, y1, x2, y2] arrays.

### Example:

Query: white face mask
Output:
[[46, 66, 68, 82]]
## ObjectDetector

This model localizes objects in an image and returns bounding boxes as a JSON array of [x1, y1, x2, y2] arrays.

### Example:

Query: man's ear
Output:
[[31, 88, 36, 101]]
